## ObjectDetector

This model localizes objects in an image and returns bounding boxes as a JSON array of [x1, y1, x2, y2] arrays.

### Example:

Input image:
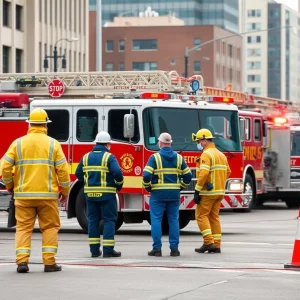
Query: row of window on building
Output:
[[2, 46, 23, 73], [3, 0, 23, 30]]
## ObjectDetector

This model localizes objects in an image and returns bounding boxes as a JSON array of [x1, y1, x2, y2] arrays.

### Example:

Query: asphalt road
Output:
[[0, 202, 300, 300]]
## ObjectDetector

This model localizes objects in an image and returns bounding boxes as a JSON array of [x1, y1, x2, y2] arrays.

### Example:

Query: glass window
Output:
[[228, 44, 233, 57], [247, 36, 261, 43], [119, 40, 125, 51], [194, 61, 201, 72], [254, 119, 261, 141], [247, 22, 261, 31], [132, 62, 157, 71], [248, 75, 261, 82], [143, 108, 241, 152], [291, 132, 300, 156], [108, 109, 139, 143], [119, 62, 124, 71], [245, 118, 251, 141], [247, 9, 261, 17], [16, 49, 23, 73], [247, 48, 261, 56], [247, 61, 261, 70], [106, 40, 114, 52], [106, 63, 113, 71], [2, 46, 10, 73], [76, 110, 98, 142], [46, 110, 69, 142], [194, 38, 201, 47], [132, 39, 157, 50], [16, 5, 22, 30], [247, 87, 261, 95], [3, 0, 10, 26]]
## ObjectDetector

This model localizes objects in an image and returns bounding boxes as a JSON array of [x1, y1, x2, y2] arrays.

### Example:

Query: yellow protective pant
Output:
[[195, 195, 223, 248], [15, 199, 60, 265]]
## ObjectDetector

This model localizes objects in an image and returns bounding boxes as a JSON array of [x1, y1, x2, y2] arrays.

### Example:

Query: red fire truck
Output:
[[0, 70, 251, 231]]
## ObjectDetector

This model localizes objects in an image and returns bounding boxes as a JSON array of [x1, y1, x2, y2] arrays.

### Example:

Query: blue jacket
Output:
[[142, 147, 192, 201], [75, 145, 124, 201]]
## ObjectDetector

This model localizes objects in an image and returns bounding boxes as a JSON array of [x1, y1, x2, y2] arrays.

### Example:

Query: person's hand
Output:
[[193, 191, 201, 204], [59, 193, 68, 206]]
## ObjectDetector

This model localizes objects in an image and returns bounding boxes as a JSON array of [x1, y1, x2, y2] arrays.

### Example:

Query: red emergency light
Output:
[[140, 92, 172, 100], [0, 93, 29, 108], [206, 96, 234, 104], [273, 117, 287, 125]]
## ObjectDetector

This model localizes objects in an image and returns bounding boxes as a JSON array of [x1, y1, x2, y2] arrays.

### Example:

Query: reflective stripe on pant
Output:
[[150, 199, 180, 249], [195, 195, 223, 248], [15, 199, 60, 265], [87, 197, 117, 255]]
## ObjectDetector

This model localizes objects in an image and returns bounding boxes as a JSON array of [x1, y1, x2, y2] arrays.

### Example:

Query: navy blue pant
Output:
[[86, 197, 117, 255], [150, 199, 180, 250]]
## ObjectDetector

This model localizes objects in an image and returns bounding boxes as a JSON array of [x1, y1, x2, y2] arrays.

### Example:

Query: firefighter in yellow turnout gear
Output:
[[192, 128, 231, 253], [1, 108, 70, 273]]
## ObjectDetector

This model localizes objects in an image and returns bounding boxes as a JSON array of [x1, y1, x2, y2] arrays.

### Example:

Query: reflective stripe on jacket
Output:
[[75, 145, 124, 201], [1, 126, 70, 200], [195, 143, 231, 196], [142, 147, 192, 201]]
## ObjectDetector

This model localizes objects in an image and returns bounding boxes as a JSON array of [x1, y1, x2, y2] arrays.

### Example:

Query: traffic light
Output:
[[62, 56, 67, 69], [43, 58, 49, 69]]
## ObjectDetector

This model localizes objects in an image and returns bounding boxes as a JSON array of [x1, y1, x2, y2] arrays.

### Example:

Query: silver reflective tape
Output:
[[42, 247, 58, 253], [4, 154, 14, 165], [14, 192, 59, 198], [55, 158, 66, 166], [60, 181, 70, 187], [16, 139, 23, 192], [48, 139, 55, 193], [15, 159, 55, 166], [16, 248, 31, 255]]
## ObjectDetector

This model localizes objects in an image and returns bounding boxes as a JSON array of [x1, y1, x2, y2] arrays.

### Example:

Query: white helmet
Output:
[[94, 131, 111, 144]]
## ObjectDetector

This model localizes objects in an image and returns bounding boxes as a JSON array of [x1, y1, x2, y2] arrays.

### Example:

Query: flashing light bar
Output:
[[140, 92, 173, 100], [206, 96, 234, 104], [273, 117, 288, 125]]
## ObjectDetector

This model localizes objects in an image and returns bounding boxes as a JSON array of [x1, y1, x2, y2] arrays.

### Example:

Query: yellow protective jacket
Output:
[[195, 143, 231, 196], [1, 126, 70, 200]]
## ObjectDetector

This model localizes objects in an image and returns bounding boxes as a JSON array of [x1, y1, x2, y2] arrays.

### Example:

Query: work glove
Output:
[[116, 185, 123, 192], [193, 190, 201, 205]]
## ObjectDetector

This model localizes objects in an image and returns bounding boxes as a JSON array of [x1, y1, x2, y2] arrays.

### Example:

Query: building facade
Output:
[[93, 24, 242, 89], [0, 0, 89, 73], [89, 0, 239, 33], [240, 0, 300, 101]]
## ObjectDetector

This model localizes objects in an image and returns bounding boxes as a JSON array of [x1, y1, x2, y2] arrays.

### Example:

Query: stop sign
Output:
[[48, 79, 65, 98]]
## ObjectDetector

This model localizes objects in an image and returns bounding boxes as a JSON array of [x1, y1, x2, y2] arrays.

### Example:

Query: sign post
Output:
[[48, 79, 65, 98]]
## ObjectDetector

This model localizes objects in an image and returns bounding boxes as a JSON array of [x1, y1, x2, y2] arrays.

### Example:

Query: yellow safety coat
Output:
[[1, 126, 70, 200], [195, 143, 231, 196]]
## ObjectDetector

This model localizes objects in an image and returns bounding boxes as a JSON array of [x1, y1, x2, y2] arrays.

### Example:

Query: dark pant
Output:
[[150, 199, 180, 249], [87, 197, 117, 254]]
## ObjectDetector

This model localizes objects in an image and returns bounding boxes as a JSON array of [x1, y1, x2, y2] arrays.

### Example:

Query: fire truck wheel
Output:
[[235, 174, 255, 212], [75, 187, 124, 233]]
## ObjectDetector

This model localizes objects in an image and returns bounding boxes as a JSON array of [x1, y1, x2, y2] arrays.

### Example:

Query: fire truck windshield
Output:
[[291, 131, 300, 156], [143, 107, 242, 152]]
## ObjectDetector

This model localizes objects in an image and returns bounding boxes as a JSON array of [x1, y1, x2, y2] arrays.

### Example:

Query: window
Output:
[[248, 9, 261, 17], [16, 49, 23, 73], [247, 22, 261, 31], [2, 46, 10, 73], [106, 63, 113, 71], [76, 110, 98, 142], [194, 38, 201, 47], [247, 87, 262, 95], [254, 119, 261, 141], [16, 5, 22, 30], [119, 40, 125, 51], [3, 1, 10, 26], [108, 109, 139, 143], [247, 36, 261, 43], [228, 45, 233, 57], [245, 118, 251, 141], [247, 62, 261, 70], [132, 62, 157, 71], [132, 39, 157, 50], [229, 68, 233, 81], [106, 40, 114, 52], [247, 48, 261, 56], [248, 75, 261, 82], [194, 61, 201, 72], [119, 62, 125, 71], [46, 110, 70, 142]]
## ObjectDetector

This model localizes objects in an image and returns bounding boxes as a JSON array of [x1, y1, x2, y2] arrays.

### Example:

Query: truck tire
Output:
[[234, 174, 255, 212], [285, 199, 300, 208], [75, 187, 124, 233], [179, 214, 190, 229]]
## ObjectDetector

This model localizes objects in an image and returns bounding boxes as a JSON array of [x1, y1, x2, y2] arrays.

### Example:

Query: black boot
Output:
[[103, 250, 121, 258], [195, 243, 216, 253], [17, 262, 29, 273], [91, 249, 102, 257], [148, 248, 162, 257], [44, 264, 62, 272], [170, 249, 180, 257], [209, 248, 221, 253]]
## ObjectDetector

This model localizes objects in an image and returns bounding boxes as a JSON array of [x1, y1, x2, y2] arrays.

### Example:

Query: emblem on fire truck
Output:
[[120, 153, 134, 173]]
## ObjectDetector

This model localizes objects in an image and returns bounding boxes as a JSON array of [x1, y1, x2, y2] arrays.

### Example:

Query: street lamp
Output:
[[184, 26, 294, 78], [43, 37, 79, 72]]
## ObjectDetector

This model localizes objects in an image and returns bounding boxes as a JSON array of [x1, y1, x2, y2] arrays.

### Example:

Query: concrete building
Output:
[[89, 0, 240, 33], [0, 0, 89, 73], [89, 22, 242, 89], [240, 0, 300, 101]]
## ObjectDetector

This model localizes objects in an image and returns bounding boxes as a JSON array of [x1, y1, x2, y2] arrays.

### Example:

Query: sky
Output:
[[276, 0, 298, 11]]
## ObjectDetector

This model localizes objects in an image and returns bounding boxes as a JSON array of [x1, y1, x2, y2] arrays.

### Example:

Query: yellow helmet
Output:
[[192, 128, 214, 141], [26, 108, 52, 124]]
